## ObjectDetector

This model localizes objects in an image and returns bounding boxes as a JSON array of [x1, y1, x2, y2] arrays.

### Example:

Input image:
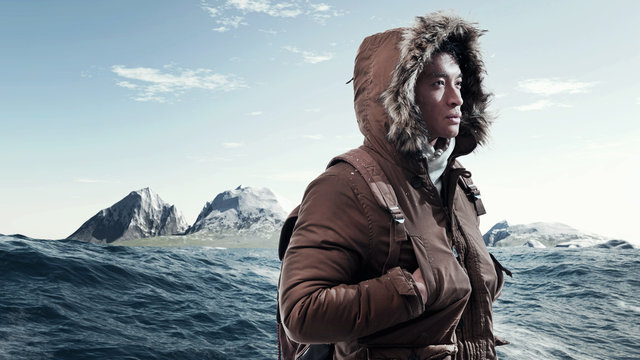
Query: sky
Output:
[[1, 0, 639, 244]]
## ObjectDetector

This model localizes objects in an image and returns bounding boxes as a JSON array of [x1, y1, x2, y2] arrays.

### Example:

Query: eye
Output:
[[433, 79, 445, 86]]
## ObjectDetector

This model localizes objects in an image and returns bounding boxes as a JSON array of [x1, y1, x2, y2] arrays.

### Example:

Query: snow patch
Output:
[[484, 221, 633, 249]]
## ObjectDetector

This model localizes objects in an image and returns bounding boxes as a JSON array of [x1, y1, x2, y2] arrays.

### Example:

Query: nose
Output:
[[447, 86, 463, 107]]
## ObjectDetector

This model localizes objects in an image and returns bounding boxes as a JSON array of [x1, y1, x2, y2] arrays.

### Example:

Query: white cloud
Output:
[[513, 99, 571, 111], [247, 111, 263, 116], [310, 3, 330, 12], [219, 15, 246, 28], [202, 5, 220, 17], [201, 0, 344, 31], [334, 134, 362, 141], [283, 46, 334, 64], [112, 64, 245, 102], [116, 81, 138, 89], [517, 78, 598, 96], [229, 0, 302, 17], [259, 28, 278, 35], [636, 97, 640, 105], [302, 134, 324, 140], [307, 2, 345, 24], [222, 142, 244, 148]]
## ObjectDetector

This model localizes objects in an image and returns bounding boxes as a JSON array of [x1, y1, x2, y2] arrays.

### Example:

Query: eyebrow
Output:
[[429, 72, 463, 79]]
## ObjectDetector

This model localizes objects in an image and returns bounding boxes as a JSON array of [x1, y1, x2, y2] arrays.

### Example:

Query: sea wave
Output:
[[0, 236, 638, 359]]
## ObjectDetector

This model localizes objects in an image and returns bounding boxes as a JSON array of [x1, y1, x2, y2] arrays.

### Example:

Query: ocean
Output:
[[0, 235, 638, 360]]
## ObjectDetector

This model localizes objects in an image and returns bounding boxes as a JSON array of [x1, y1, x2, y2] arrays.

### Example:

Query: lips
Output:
[[446, 113, 462, 123]]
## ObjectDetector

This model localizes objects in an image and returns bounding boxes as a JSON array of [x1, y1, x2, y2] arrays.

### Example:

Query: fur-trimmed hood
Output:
[[353, 12, 492, 161]]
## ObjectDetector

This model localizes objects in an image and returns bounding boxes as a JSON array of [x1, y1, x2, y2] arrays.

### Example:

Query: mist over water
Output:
[[1, 236, 638, 359]]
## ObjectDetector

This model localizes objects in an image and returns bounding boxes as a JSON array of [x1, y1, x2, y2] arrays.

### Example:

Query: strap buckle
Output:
[[389, 206, 405, 224], [466, 184, 481, 201]]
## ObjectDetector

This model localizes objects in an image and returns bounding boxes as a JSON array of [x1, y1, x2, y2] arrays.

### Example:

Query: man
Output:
[[279, 11, 507, 360]]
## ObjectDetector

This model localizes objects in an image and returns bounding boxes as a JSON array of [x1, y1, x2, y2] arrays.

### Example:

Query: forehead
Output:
[[422, 52, 461, 77]]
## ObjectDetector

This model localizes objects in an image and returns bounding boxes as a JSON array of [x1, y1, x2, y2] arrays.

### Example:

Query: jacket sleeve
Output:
[[279, 168, 424, 343]]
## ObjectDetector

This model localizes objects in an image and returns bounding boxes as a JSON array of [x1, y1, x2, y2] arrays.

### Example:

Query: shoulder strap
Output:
[[278, 205, 300, 261], [328, 148, 407, 273], [457, 173, 486, 216]]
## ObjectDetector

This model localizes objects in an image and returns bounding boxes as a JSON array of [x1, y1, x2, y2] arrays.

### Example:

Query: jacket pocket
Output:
[[357, 235, 470, 348], [409, 234, 471, 311]]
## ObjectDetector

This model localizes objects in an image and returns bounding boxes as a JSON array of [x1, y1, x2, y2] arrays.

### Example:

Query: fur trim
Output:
[[381, 11, 493, 157]]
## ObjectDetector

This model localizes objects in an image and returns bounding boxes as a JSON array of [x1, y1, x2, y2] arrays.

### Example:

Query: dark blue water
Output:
[[1, 236, 638, 360]]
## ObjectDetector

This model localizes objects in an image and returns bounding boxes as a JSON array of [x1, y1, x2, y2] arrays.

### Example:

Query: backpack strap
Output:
[[328, 148, 407, 273], [279, 205, 300, 261], [457, 172, 486, 216]]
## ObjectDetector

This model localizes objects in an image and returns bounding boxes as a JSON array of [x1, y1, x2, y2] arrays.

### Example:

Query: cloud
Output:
[[247, 111, 263, 116], [517, 78, 598, 96], [222, 142, 244, 148], [306, 2, 345, 24], [116, 81, 138, 89], [112, 64, 245, 102], [335, 134, 361, 140], [513, 99, 571, 111], [283, 46, 334, 64], [259, 28, 279, 35], [201, 0, 345, 30], [202, 4, 221, 17], [211, 15, 246, 32], [302, 134, 324, 140], [309, 3, 330, 12], [637, 97, 640, 105], [228, 0, 301, 17]]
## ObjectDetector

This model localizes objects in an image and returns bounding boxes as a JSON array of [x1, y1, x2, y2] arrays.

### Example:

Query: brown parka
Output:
[[279, 12, 506, 360]]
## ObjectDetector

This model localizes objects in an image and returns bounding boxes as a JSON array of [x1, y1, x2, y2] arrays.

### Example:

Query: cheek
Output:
[[418, 95, 440, 113], [416, 90, 431, 108]]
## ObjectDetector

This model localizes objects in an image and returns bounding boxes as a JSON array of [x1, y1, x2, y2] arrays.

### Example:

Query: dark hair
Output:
[[434, 38, 465, 66]]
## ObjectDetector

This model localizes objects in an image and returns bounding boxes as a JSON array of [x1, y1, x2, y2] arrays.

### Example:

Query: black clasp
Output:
[[466, 184, 481, 201]]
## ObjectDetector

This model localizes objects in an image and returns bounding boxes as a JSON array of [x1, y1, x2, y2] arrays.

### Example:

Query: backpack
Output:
[[275, 148, 488, 360]]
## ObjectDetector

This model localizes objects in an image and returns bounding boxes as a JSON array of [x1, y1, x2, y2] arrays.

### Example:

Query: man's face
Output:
[[415, 52, 463, 145]]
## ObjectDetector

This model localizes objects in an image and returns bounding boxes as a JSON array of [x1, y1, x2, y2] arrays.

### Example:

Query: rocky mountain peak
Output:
[[187, 185, 288, 239], [67, 188, 188, 243]]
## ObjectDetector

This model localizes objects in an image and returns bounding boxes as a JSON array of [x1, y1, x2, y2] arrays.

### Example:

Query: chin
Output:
[[442, 128, 459, 139]]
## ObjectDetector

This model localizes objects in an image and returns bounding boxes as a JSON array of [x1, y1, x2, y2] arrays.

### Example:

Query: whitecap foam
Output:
[[616, 300, 640, 313]]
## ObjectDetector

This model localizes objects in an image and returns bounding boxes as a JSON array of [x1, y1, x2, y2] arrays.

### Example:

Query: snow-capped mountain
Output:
[[483, 220, 634, 248], [67, 188, 189, 243], [186, 185, 288, 240]]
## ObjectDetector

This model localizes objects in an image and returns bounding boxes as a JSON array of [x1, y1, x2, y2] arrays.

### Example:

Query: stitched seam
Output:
[[345, 163, 375, 270]]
